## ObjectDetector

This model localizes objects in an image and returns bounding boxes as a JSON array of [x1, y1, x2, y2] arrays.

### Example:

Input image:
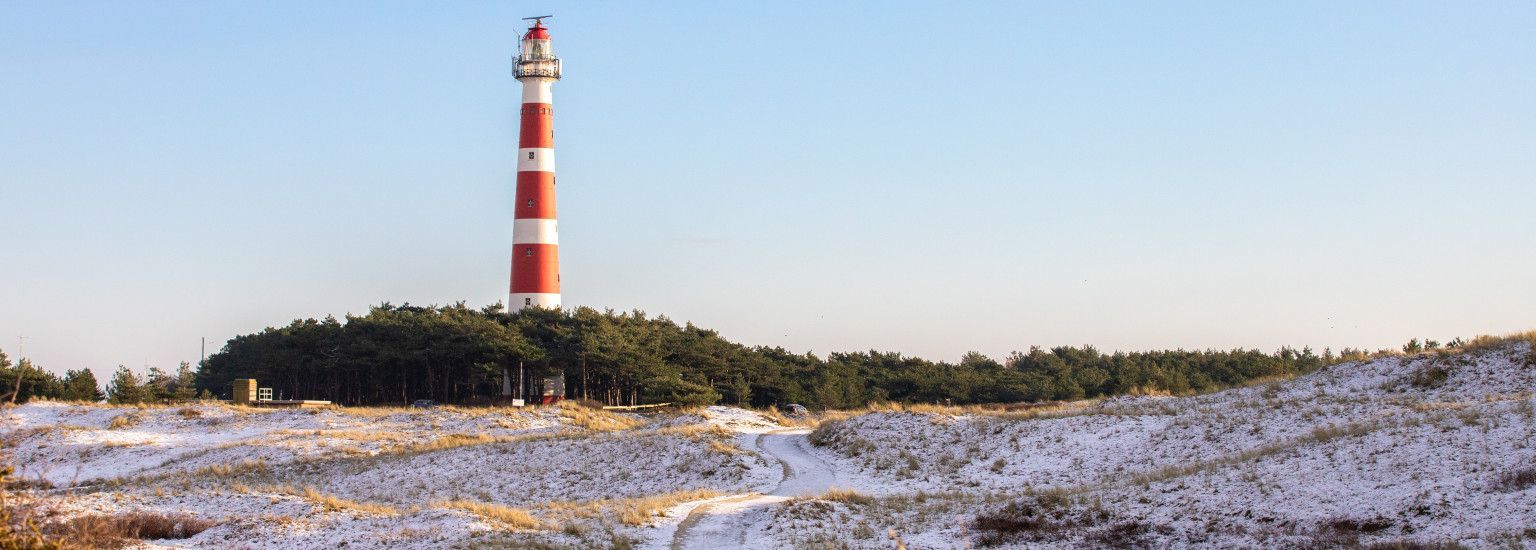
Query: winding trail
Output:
[[669, 429, 837, 549]]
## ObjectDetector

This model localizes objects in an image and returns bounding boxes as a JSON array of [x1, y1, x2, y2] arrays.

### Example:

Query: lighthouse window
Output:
[[526, 199, 534, 208], [525, 247, 533, 256], [528, 152, 535, 160], [524, 297, 532, 306]]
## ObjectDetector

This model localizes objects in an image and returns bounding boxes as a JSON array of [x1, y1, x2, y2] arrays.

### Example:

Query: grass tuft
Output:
[[558, 402, 643, 432], [441, 500, 541, 530]]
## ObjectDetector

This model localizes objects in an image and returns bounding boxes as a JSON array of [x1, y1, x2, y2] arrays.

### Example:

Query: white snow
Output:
[[6, 343, 1536, 548]]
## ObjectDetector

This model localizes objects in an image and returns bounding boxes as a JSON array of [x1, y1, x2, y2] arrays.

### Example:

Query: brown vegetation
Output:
[[440, 500, 540, 530]]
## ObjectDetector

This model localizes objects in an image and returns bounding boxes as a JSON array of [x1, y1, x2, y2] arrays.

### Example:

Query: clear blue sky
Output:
[[2, 1, 1533, 380]]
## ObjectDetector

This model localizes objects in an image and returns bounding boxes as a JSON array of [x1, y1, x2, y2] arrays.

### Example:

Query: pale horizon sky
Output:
[[2, 1, 1534, 380]]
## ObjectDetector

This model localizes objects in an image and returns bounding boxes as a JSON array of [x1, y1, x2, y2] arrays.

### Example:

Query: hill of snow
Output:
[[4, 341, 1534, 548]]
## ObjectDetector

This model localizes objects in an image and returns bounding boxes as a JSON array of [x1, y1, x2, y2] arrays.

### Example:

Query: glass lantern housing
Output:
[[514, 34, 561, 79]]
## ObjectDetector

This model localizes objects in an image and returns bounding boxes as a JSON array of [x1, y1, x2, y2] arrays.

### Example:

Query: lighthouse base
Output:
[[510, 292, 561, 311]]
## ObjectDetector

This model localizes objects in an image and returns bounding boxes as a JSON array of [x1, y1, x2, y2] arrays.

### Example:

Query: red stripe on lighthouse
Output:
[[519, 103, 553, 148], [514, 172, 557, 219], [510, 244, 560, 293]]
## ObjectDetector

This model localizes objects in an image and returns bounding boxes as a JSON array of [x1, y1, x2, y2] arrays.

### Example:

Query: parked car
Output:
[[783, 403, 810, 418], [410, 399, 437, 409]]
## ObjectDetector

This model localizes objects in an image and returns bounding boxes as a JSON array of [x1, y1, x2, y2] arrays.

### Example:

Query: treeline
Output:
[[0, 349, 101, 403], [195, 303, 1336, 408], [0, 348, 207, 405]]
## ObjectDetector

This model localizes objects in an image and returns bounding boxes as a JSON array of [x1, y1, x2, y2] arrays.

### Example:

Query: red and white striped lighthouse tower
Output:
[[509, 16, 562, 311]]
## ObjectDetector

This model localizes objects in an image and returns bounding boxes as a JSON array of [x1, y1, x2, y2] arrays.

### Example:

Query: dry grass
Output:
[[193, 458, 268, 479], [542, 488, 720, 526], [558, 401, 642, 432], [287, 485, 400, 516], [107, 414, 139, 430], [382, 433, 507, 454], [271, 429, 403, 443], [175, 407, 202, 419], [816, 487, 875, 505], [1457, 331, 1536, 363], [47, 511, 215, 547], [440, 500, 541, 530], [651, 423, 733, 440], [761, 405, 818, 428], [1, 465, 63, 549], [707, 440, 742, 455]]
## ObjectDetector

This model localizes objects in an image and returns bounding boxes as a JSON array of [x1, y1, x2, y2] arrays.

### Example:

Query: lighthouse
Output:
[[509, 16, 562, 312]]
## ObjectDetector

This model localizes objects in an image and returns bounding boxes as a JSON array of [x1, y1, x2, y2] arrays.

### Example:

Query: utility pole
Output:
[[11, 336, 26, 404]]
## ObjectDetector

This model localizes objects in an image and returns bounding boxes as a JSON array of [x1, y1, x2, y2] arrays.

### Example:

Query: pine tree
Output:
[[145, 367, 174, 401], [61, 369, 104, 402], [172, 361, 197, 401], [107, 366, 149, 404]]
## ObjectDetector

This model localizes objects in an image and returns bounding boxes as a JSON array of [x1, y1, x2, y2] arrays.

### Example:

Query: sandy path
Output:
[[669, 429, 837, 549]]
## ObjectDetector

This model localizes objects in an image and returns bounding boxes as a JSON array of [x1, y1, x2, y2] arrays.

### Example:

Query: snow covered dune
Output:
[[799, 342, 1536, 547]]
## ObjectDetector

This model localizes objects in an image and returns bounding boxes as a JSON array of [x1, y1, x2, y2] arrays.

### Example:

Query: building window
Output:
[[527, 151, 535, 160], [524, 297, 532, 306], [526, 199, 534, 208]]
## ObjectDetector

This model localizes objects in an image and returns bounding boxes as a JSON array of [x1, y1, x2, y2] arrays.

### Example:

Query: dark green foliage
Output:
[[60, 369, 104, 402], [0, 349, 66, 404], [195, 303, 1337, 408], [107, 366, 151, 404]]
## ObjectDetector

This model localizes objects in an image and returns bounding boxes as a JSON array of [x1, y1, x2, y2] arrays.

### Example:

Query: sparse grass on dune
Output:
[[440, 500, 541, 530], [812, 487, 875, 505], [261, 484, 402, 516], [1457, 330, 1536, 358], [106, 413, 139, 429], [193, 458, 268, 479], [761, 405, 818, 428], [541, 488, 721, 526], [707, 440, 742, 455], [557, 401, 643, 432]]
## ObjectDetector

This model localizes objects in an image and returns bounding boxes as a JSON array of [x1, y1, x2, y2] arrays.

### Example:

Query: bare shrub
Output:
[[1364, 540, 1468, 550], [972, 491, 1100, 546], [1411, 365, 1450, 389], [806, 419, 841, 447], [1492, 466, 1536, 492], [49, 512, 214, 547], [176, 407, 201, 419], [1327, 516, 1395, 533], [1, 465, 64, 549]]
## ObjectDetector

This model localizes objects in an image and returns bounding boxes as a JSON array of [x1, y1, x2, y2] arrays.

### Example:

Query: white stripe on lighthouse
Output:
[[510, 293, 561, 309], [512, 218, 558, 244], [521, 80, 553, 103], [517, 148, 555, 172]]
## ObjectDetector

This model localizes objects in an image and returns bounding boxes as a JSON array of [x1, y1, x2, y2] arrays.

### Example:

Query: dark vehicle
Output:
[[783, 403, 810, 418], [411, 399, 437, 409]]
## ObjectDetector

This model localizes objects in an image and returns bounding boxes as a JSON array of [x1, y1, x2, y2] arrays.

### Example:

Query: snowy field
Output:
[[5, 341, 1536, 548]]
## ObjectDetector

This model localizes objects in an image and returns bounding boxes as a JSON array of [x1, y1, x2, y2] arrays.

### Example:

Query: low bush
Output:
[[1493, 467, 1536, 492], [50, 512, 214, 547], [1410, 366, 1451, 389]]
